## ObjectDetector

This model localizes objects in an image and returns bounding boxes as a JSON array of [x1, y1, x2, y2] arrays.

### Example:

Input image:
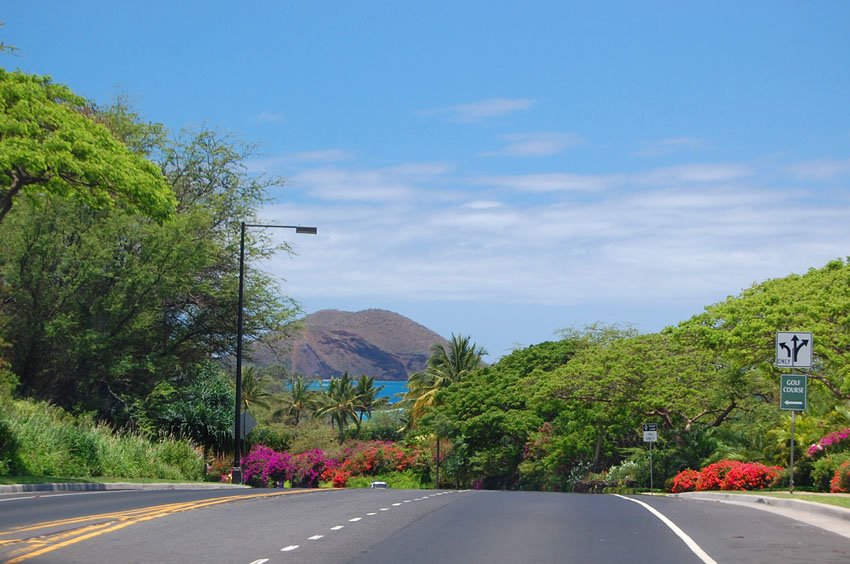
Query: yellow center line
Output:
[[2, 488, 335, 564]]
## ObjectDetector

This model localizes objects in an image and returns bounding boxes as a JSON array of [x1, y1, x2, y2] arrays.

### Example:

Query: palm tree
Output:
[[405, 334, 487, 427], [274, 375, 315, 426], [239, 366, 272, 412], [355, 374, 389, 429], [315, 373, 360, 441]]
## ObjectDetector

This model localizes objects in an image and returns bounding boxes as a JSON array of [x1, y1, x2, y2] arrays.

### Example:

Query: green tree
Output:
[[275, 375, 317, 426], [315, 373, 360, 440], [354, 374, 388, 428], [0, 69, 175, 224], [405, 334, 487, 427], [0, 112, 299, 421]]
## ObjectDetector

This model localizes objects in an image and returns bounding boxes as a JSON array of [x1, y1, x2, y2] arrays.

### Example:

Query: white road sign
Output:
[[776, 332, 813, 368]]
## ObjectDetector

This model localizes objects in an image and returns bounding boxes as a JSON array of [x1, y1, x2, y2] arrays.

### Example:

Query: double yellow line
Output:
[[0, 489, 332, 563]]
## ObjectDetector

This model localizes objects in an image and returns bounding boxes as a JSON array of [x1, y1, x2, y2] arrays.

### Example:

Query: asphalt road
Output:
[[1, 488, 849, 563]]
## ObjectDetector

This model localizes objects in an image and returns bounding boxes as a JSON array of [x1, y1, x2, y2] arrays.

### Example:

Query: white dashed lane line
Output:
[[267, 491, 462, 562]]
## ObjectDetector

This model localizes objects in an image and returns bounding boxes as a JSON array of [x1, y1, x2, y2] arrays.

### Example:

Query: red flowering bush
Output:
[[830, 460, 850, 493], [696, 460, 742, 491], [671, 469, 700, 493], [721, 463, 782, 491], [339, 441, 417, 476]]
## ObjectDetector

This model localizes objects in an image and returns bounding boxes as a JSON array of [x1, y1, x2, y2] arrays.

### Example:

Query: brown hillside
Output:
[[257, 309, 449, 381]]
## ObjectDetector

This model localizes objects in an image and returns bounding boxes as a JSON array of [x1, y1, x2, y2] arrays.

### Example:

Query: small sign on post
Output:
[[643, 423, 658, 443], [780, 374, 808, 411], [776, 332, 813, 368]]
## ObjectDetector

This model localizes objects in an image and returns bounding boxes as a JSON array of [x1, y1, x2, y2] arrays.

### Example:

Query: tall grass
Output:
[[1, 399, 204, 480]]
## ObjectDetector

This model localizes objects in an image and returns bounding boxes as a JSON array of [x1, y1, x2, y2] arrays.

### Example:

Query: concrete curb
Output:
[[0, 482, 251, 493], [673, 491, 850, 522]]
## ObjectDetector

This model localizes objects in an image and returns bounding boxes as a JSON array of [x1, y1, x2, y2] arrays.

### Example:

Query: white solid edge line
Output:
[[613, 495, 717, 564], [281, 545, 299, 552]]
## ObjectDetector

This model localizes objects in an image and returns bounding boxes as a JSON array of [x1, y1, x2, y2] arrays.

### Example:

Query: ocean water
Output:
[[307, 379, 408, 404]]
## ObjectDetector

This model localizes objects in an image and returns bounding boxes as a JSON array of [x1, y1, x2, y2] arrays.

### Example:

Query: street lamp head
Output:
[[295, 226, 318, 235]]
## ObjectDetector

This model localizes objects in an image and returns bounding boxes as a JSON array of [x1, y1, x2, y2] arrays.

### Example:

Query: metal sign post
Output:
[[643, 424, 658, 491], [776, 332, 812, 494]]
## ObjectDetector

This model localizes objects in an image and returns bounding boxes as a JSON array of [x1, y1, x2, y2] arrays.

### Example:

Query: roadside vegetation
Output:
[[4, 64, 850, 496]]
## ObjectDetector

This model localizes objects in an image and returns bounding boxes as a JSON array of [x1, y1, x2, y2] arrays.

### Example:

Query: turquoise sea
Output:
[[308, 379, 408, 404]]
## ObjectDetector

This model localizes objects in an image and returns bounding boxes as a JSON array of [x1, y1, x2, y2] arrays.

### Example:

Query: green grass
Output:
[[678, 489, 850, 510], [345, 470, 428, 489], [732, 491, 850, 510]]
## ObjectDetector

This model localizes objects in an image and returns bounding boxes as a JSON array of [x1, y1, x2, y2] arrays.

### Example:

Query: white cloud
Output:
[[788, 159, 850, 181], [255, 112, 286, 123], [420, 98, 535, 122], [633, 137, 706, 158], [480, 132, 583, 157], [472, 173, 616, 192], [258, 157, 850, 313]]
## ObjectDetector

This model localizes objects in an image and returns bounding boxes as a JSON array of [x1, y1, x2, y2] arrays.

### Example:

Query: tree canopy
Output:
[[0, 69, 175, 224]]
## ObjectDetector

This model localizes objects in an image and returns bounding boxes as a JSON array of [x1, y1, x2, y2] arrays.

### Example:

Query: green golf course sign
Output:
[[780, 374, 807, 411]]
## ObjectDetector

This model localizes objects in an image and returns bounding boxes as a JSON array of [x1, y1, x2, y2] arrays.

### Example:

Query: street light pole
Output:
[[232, 222, 317, 484]]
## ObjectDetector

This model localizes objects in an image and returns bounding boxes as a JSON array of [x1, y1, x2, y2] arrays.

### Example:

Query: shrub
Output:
[[293, 449, 329, 488], [830, 460, 850, 493], [721, 463, 782, 491], [811, 453, 850, 492], [807, 429, 850, 459], [696, 460, 742, 491], [338, 441, 417, 476], [671, 469, 700, 493], [242, 445, 296, 487]]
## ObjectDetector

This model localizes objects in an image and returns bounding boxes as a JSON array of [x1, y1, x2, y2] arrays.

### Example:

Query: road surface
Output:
[[1, 488, 849, 563]]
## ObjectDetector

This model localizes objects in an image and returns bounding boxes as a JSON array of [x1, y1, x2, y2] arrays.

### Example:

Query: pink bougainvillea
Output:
[[807, 429, 850, 458]]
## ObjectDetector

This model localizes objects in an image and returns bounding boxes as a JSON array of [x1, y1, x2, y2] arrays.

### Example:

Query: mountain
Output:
[[257, 309, 449, 381]]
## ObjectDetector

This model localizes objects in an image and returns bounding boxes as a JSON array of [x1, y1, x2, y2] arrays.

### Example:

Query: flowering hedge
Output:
[[722, 463, 782, 491], [830, 460, 850, 493], [671, 469, 700, 493], [243, 445, 295, 487], [236, 441, 420, 488], [671, 460, 783, 493], [696, 460, 742, 491], [807, 429, 850, 459]]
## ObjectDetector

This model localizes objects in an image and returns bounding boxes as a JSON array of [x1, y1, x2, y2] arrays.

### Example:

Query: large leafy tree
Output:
[[0, 102, 300, 421], [0, 69, 175, 224]]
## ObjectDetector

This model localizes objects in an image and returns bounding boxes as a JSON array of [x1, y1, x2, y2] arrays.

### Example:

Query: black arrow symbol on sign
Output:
[[791, 335, 809, 362], [780, 342, 791, 358]]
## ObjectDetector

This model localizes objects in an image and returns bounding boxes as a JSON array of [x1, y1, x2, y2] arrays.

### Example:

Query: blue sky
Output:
[[5, 2, 850, 359]]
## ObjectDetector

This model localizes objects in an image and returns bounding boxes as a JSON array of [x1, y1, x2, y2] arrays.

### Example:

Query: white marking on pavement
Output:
[[403, 500, 411, 503], [308, 535, 324, 540], [380, 507, 389, 511], [366, 512, 377, 515], [248, 560, 269, 564], [349, 517, 362, 522], [613, 495, 717, 564], [331, 525, 344, 530], [392, 502, 402, 506], [281, 545, 299, 552]]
